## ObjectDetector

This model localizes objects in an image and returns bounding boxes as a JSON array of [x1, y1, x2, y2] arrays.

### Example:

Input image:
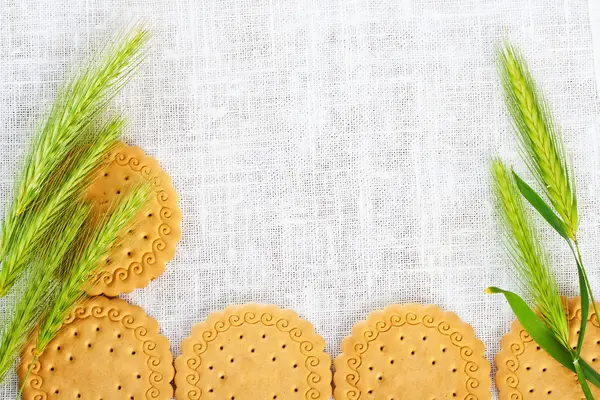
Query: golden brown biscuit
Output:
[[85, 143, 182, 296], [18, 296, 174, 399], [496, 297, 600, 399], [174, 304, 332, 399], [334, 303, 491, 399]]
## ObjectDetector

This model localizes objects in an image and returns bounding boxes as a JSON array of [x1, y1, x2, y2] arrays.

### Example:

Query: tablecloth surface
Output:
[[2, 0, 600, 398]]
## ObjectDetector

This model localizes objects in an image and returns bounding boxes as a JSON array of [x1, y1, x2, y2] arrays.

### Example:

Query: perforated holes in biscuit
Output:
[[368, 333, 457, 398], [522, 364, 554, 396], [207, 329, 306, 399]]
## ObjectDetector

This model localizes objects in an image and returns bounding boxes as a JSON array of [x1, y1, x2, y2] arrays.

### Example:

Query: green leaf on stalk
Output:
[[487, 287, 574, 370], [512, 171, 569, 240], [489, 286, 600, 390], [574, 359, 595, 400], [575, 257, 590, 358], [581, 359, 600, 388]]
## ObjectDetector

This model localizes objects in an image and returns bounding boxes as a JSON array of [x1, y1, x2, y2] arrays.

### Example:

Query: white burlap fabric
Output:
[[1, 1, 600, 398]]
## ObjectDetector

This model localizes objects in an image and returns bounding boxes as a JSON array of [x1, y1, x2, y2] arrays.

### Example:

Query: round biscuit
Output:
[[85, 143, 182, 296], [496, 297, 600, 399], [334, 303, 491, 399], [18, 296, 174, 399], [174, 304, 332, 399]]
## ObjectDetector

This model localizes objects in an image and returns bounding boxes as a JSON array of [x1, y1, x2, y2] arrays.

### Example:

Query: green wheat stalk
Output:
[[0, 26, 149, 295], [34, 184, 150, 354], [0, 204, 88, 382], [491, 159, 569, 347], [0, 118, 124, 295], [498, 43, 600, 327], [491, 43, 600, 398]]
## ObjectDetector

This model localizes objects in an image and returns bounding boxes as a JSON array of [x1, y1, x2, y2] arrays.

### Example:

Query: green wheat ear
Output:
[[0, 204, 88, 382], [0, 24, 149, 295], [35, 184, 151, 354], [0, 118, 124, 296], [13, 26, 149, 215], [493, 44, 600, 397], [491, 158, 569, 348], [497, 44, 578, 239]]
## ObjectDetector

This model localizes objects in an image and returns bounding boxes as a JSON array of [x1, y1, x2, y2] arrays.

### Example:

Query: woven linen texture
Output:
[[2, 1, 600, 398]]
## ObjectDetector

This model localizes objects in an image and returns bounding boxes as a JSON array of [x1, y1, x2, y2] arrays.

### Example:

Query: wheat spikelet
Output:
[[498, 45, 578, 239], [0, 205, 88, 382], [35, 184, 150, 354], [0, 118, 123, 295], [14, 26, 148, 215], [491, 158, 569, 348], [0, 26, 149, 294]]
